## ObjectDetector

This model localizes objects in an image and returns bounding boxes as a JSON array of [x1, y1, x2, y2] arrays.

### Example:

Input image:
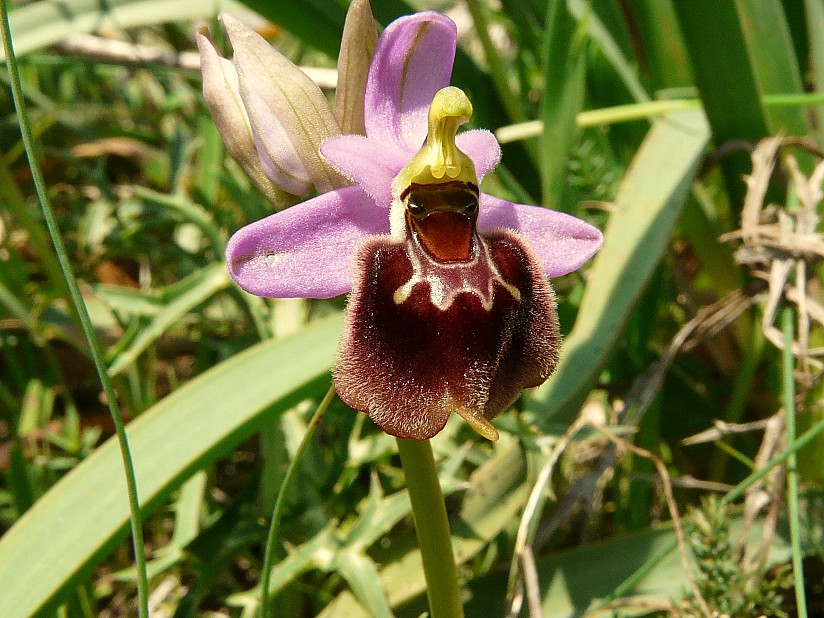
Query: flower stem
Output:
[[396, 438, 464, 618]]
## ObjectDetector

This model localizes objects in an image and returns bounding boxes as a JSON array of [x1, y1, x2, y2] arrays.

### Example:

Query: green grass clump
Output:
[[678, 496, 792, 618]]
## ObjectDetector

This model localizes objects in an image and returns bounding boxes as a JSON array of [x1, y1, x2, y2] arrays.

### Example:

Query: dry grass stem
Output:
[[681, 418, 773, 446], [590, 425, 713, 618], [725, 138, 824, 371], [736, 412, 785, 570], [54, 33, 339, 89], [507, 416, 591, 618]]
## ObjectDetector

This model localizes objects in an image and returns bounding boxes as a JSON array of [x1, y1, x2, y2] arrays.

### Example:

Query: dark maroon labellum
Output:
[[335, 190, 560, 440]]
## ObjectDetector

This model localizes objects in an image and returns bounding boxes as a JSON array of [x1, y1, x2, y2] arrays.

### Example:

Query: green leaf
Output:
[[628, 0, 691, 91], [195, 117, 224, 206], [671, 1, 770, 206], [805, 0, 824, 141], [568, 0, 650, 104], [528, 110, 711, 428], [171, 470, 208, 546], [735, 0, 809, 136], [238, 0, 346, 58], [333, 550, 393, 618], [0, 313, 343, 617], [228, 529, 333, 613], [672, 2, 771, 140]]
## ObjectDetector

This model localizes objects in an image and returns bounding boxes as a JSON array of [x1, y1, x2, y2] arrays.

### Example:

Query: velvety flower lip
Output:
[[224, 11, 603, 300]]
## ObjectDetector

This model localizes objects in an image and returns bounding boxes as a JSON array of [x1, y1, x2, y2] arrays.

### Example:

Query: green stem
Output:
[[782, 307, 808, 618], [0, 3, 149, 615], [495, 92, 824, 143], [396, 438, 464, 618], [259, 384, 335, 618]]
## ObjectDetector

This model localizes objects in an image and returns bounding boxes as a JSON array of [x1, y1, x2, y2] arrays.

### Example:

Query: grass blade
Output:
[[528, 110, 711, 427], [466, 0, 527, 125], [628, 0, 691, 91], [783, 307, 808, 617], [671, 1, 769, 207], [106, 263, 230, 377], [239, 0, 345, 58], [1, 3, 149, 615], [568, 0, 650, 103], [333, 551, 394, 618], [260, 385, 335, 617], [541, 0, 589, 209], [735, 0, 809, 136], [805, 0, 824, 140]]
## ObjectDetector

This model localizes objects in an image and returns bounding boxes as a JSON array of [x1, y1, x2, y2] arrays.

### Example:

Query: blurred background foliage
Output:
[[1, 0, 824, 616]]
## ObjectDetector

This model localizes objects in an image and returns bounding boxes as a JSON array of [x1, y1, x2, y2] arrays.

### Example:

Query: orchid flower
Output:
[[205, 11, 603, 441]]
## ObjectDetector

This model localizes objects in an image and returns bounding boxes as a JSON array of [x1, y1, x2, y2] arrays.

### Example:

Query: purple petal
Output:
[[456, 130, 501, 181], [320, 135, 407, 207], [478, 194, 603, 278], [226, 186, 388, 298], [365, 12, 456, 153]]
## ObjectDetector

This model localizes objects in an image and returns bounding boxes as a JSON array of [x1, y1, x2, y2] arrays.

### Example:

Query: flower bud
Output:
[[219, 14, 345, 193], [197, 27, 297, 205]]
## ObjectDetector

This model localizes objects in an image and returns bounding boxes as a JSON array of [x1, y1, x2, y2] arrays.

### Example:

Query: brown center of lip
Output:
[[410, 211, 474, 262], [404, 181, 479, 263]]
